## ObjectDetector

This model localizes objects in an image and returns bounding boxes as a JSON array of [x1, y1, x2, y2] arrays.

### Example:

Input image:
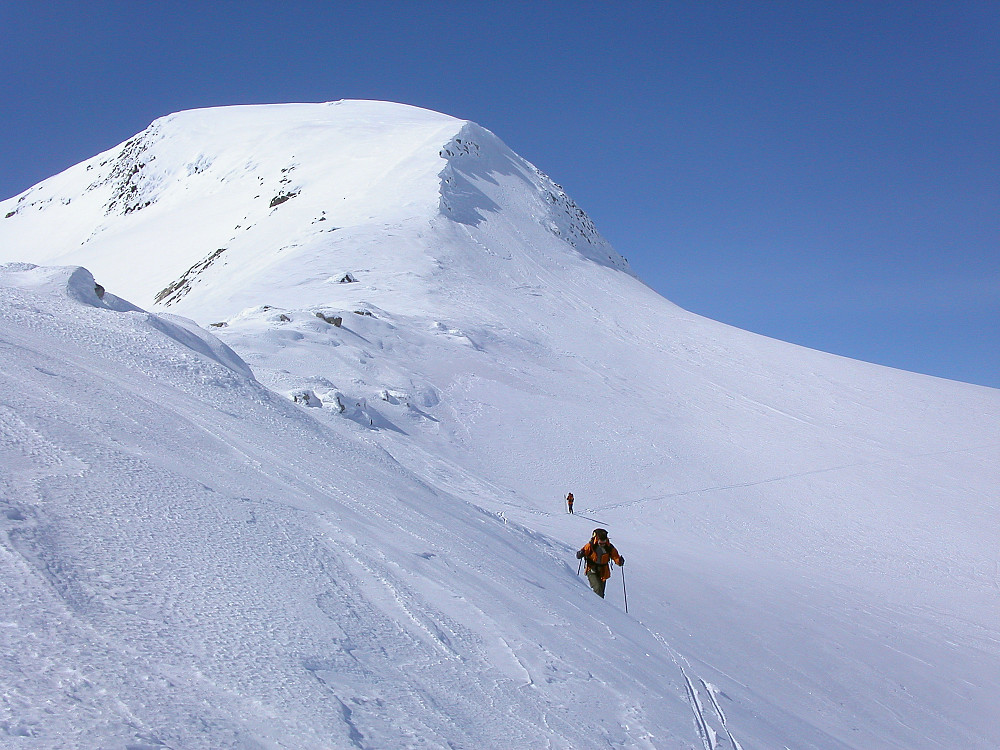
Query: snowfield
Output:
[[1, 101, 999, 749]]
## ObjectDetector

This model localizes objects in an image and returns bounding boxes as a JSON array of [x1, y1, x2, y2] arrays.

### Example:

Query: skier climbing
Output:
[[576, 528, 624, 598], [566, 492, 574, 514]]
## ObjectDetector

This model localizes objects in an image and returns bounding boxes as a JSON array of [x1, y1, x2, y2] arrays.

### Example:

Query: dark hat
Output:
[[592, 528, 608, 539]]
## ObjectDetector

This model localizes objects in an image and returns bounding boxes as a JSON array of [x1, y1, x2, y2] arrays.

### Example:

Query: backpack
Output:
[[590, 542, 611, 565]]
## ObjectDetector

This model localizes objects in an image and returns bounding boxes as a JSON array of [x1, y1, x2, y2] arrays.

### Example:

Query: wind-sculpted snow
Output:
[[2, 102, 1000, 748]]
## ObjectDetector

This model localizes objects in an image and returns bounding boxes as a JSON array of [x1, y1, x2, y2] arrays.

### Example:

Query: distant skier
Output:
[[576, 528, 624, 598], [566, 492, 575, 514]]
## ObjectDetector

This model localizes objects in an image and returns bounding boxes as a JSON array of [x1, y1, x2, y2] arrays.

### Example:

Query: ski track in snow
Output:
[[591, 441, 1000, 515], [647, 629, 744, 750]]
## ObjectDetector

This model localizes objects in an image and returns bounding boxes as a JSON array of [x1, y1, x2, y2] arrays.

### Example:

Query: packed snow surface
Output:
[[1, 101, 999, 748]]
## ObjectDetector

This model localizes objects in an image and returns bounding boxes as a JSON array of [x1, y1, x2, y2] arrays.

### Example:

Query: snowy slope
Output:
[[2, 101, 1000, 749], [1, 263, 698, 748]]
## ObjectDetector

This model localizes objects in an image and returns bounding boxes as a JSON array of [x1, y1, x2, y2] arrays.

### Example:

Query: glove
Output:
[[618, 557, 625, 566], [575, 550, 584, 559]]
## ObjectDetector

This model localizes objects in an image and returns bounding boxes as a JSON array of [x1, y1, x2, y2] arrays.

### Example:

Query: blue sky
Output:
[[3, 2, 997, 387]]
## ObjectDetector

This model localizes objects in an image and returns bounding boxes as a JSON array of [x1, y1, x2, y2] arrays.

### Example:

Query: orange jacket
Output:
[[578, 541, 622, 580]]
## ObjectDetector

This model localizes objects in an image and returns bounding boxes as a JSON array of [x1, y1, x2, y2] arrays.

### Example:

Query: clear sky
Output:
[[3, 2, 997, 388]]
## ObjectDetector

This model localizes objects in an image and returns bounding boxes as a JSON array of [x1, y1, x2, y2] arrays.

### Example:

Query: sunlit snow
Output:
[[1, 101, 998, 749]]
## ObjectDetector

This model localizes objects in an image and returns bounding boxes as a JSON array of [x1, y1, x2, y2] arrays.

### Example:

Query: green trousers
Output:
[[587, 571, 607, 598]]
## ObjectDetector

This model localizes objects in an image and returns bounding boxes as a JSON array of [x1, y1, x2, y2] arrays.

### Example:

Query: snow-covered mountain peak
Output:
[[0, 101, 629, 321]]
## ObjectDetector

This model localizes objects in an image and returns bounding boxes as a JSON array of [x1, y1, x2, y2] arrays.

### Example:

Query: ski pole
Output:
[[577, 557, 583, 575], [622, 566, 628, 613]]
